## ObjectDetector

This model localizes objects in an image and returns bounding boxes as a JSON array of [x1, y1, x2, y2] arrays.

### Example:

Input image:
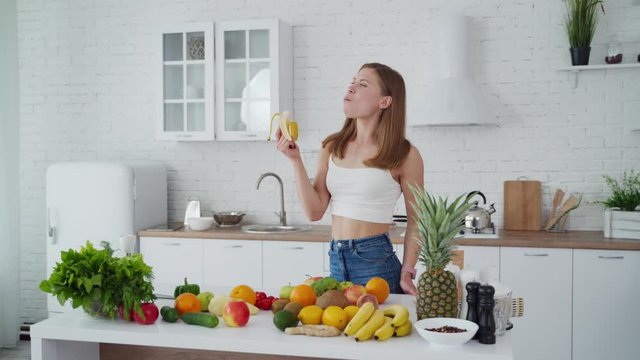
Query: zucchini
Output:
[[182, 312, 219, 328], [160, 306, 179, 323]]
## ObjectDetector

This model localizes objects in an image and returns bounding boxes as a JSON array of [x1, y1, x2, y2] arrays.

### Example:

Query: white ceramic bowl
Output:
[[414, 318, 478, 346], [187, 217, 214, 231]]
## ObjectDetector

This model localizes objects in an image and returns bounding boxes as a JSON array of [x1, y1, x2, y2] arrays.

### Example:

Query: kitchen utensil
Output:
[[184, 200, 201, 226], [503, 179, 541, 231], [545, 194, 582, 231], [544, 189, 565, 230], [464, 191, 496, 233], [187, 217, 213, 231], [414, 318, 478, 346], [212, 211, 246, 227]]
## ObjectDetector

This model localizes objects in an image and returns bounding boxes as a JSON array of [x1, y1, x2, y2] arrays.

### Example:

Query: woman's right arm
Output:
[[276, 130, 331, 221]]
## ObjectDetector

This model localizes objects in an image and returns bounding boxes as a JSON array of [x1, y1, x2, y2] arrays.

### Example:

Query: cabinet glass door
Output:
[[162, 31, 207, 133], [223, 29, 271, 134]]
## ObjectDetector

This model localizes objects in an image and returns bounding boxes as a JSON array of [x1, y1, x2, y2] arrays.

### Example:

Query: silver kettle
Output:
[[464, 191, 496, 233]]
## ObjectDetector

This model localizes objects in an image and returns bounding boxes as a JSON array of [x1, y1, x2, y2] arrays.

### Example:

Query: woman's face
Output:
[[343, 68, 388, 119]]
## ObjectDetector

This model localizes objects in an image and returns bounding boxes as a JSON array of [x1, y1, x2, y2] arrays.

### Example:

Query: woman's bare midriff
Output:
[[331, 215, 391, 240]]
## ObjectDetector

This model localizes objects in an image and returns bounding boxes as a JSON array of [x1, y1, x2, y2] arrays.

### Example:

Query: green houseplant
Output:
[[565, 0, 605, 65], [40, 241, 156, 319], [599, 170, 640, 240], [410, 186, 473, 319]]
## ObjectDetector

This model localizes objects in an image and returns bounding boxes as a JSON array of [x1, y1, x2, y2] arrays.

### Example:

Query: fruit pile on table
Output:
[[147, 275, 412, 342]]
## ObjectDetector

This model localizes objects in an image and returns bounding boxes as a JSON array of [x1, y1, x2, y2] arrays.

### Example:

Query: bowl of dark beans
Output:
[[414, 318, 478, 346]]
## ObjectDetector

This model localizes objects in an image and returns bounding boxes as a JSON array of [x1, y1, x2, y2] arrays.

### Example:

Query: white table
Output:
[[31, 294, 513, 360]]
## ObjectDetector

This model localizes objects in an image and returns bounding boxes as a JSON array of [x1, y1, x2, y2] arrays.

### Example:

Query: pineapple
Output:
[[410, 186, 473, 320]]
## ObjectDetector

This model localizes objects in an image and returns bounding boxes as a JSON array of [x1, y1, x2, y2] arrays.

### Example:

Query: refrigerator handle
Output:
[[47, 207, 56, 244]]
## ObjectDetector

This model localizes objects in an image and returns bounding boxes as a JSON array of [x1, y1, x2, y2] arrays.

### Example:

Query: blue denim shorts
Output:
[[328, 233, 403, 294]]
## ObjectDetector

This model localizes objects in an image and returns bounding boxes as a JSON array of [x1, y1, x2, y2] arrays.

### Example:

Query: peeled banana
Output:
[[268, 111, 298, 141], [354, 310, 385, 342], [382, 304, 410, 328], [343, 302, 375, 337], [393, 319, 413, 337], [373, 317, 394, 341]]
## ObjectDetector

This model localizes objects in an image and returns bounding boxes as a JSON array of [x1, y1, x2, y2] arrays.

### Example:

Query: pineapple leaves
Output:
[[409, 185, 474, 271]]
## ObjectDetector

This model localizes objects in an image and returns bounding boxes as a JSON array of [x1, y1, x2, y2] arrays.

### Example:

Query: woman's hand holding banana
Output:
[[271, 111, 300, 161]]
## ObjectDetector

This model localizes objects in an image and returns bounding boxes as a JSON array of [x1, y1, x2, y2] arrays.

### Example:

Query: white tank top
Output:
[[326, 155, 402, 224]]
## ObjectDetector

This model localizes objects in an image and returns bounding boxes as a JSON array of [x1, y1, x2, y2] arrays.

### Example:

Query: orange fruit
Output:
[[175, 293, 201, 316], [230, 285, 257, 305], [321, 306, 348, 330], [365, 277, 390, 304], [289, 284, 317, 307]]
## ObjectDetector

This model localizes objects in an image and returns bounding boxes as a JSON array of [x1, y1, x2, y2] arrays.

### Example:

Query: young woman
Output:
[[276, 63, 423, 295]]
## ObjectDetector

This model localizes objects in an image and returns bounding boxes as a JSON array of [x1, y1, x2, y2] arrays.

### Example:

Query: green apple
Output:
[[337, 281, 354, 292], [197, 291, 214, 311], [279, 285, 294, 300]]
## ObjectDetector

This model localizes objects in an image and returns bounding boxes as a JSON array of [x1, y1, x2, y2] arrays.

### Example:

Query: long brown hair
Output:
[[322, 63, 411, 170]]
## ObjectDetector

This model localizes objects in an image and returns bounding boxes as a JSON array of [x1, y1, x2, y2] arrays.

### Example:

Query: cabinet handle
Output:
[[598, 255, 624, 260], [242, 134, 258, 138], [163, 243, 182, 246], [176, 134, 193, 138], [524, 253, 549, 257], [226, 245, 244, 248], [285, 246, 304, 250]]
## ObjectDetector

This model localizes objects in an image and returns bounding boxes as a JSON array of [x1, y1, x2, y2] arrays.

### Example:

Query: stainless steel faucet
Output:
[[256, 172, 287, 226]]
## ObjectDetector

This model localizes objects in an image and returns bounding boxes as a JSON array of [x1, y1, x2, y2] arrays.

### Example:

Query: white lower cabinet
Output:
[[500, 247, 572, 360], [573, 249, 640, 360], [262, 241, 324, 290], [202, 240, 262, 289], [140, 237, 204, 297]]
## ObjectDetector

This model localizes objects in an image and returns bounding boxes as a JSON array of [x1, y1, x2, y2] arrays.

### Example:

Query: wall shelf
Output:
[[558, 63, 640, 88]]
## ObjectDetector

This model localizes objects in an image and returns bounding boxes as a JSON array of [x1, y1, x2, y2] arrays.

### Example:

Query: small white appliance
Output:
[[45, 161, 167, 317]]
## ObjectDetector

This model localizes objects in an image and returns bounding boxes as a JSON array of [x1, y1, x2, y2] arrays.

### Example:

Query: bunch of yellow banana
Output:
[[267, 111, 298, 141], [343, 303, 413, 342]]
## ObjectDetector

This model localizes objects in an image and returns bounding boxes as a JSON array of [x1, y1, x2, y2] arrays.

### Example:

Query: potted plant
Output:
[[40, 241, 156, 319], [410, 186, 473, 319], [599, 170, 640, 240], [565, 0, 605, 66]]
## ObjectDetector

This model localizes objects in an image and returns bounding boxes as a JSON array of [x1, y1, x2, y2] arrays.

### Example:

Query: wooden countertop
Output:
[[139, 225, 640, 251]]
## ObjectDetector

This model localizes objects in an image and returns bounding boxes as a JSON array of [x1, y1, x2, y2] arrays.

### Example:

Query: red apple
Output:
[[133, 303, 159, 325], [222, 300, 250, 327], [343, 285, 367, 305], [356, 293, 379, 309]]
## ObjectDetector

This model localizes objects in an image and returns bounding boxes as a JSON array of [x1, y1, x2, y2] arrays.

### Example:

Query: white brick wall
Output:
[[17, 0, 640, 322]]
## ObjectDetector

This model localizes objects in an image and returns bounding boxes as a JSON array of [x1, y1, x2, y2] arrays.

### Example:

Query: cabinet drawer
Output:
[[202, 240, 262, 289], [573, 250, 640, 360], [140, 237, 203, 297], [500, 247, 572, 360], [263, 241, 324, 290]]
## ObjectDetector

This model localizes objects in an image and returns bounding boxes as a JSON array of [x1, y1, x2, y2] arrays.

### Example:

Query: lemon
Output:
[[322, 306, 348, 330], [344, 305, 359, 323], [298, 305, 323, 325]]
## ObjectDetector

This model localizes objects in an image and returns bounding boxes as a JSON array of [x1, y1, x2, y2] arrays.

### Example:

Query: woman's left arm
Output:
[[398, 146, 424, 295]]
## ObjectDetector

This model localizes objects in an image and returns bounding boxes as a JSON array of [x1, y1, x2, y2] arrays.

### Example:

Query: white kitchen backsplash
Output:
[[17, 0, 640, 323]]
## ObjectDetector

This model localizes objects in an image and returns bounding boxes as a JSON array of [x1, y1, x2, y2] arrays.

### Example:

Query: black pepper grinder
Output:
[[465, 281, 481, 339], [477, 284, 496, 344]]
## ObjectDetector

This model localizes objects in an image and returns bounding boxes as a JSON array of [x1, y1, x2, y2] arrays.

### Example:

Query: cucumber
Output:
[[160, 306, 179, 323], [182, 312, 219, 328]]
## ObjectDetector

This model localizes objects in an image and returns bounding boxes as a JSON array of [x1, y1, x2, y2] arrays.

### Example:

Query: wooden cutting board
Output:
[[504, 180, 541, 231]]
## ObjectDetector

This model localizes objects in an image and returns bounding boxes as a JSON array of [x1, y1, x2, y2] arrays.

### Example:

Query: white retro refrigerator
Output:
[[45, 162, 167, 316]]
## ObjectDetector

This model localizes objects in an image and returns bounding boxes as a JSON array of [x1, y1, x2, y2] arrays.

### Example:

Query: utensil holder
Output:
[[546, 213, 569, 233]]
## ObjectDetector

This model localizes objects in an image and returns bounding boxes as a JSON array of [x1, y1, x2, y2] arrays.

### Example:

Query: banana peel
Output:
[[268, 111, 298, 142]]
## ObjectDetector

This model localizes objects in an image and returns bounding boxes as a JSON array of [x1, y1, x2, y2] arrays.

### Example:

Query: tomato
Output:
[[133, 303, 159, 325]]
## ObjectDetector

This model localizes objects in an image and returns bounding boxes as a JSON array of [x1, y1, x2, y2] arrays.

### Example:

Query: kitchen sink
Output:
[[240, 224, 312, 234]]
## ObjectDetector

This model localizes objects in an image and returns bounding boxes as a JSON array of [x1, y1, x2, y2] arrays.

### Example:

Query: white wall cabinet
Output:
[[214, 19, 292, 141], [573, 249, 640, 360], [262, 241, 324, 289], [140, 237, 204, 296], [157, 23, 215, 141], [202, 240, 262, 289], [500, 247, 572, 360]]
